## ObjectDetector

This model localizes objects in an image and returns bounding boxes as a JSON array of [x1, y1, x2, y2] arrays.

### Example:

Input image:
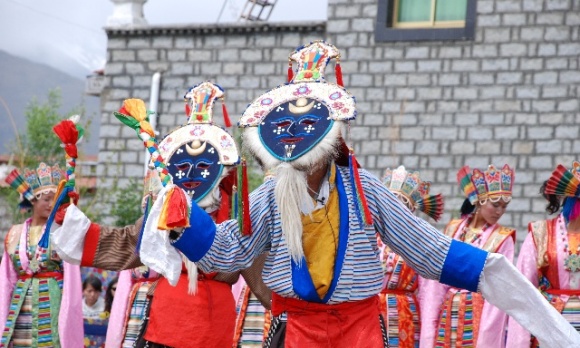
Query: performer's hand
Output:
[[54, 203, 70, 225], [68, 191, 80, 205], [54, 191, 79, 225]]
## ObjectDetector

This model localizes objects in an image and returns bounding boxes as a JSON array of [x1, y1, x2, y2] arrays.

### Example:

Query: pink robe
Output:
[[0, 223, 83, 348], [420, 218, 514, 348], [506, 214, 580, 347]]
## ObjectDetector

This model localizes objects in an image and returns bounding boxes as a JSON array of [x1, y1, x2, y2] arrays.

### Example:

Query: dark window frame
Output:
[[375, 0, 477, 42]]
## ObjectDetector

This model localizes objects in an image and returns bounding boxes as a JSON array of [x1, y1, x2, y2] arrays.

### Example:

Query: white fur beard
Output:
[[275, 165, 313, 263], [182, 255, 198, 294], [242, 122, 344, 263]]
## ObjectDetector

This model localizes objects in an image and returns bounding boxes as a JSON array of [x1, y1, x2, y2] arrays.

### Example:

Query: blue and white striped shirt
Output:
[[175, 165, 484, 304]]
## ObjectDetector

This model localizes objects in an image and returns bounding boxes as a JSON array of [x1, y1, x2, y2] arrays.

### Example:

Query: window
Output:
[[375, 0, 476, 42]]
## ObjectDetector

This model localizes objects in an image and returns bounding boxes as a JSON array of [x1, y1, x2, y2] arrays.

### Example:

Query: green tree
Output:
[[107, 177, 143, 226], [9, 89, 86, 168], [1, 89, 90, 222], [2, 89, 69, 222]]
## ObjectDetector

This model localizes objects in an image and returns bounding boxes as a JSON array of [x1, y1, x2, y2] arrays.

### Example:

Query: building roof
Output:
[[106, 21, 326, 36]]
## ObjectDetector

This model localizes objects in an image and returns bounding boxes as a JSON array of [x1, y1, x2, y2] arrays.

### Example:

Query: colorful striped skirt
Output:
[[121, 281, 151, 348], [435, 289, 483, 348], [234, 286, 270, 347], [2, 277, 63, 348], [379, 290, 420, 348]]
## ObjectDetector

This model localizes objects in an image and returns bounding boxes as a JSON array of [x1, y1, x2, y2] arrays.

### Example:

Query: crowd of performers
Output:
[[1, 41, 580, 348]]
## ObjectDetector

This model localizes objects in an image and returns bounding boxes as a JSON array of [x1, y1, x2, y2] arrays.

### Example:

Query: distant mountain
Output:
[[0, 50, 100, 156]]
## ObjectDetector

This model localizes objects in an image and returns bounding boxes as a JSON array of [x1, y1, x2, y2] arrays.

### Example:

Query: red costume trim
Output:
[[546, 218, 560, 289], [18, 271, 63, 280], [80, 223, 101, 267]]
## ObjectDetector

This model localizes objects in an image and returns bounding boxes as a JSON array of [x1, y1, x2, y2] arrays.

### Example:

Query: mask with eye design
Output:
[[166, 140, 223, 203], [259, 97, 334, 161], [240, 41, 356, 171], [158, 82, 238, 209]]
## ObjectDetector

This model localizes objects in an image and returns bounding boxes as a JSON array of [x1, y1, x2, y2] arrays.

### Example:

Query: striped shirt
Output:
[[187, 165, 453, 304]]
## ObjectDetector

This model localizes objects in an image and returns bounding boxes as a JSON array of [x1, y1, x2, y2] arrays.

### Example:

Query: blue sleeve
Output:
[[361, 170, 488, 291], [172, 203, 216, 262], [172, 180, 274, 273], [440, 239, 488, 292]]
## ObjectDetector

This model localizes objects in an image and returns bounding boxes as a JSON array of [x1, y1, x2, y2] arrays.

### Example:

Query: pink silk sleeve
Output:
[[476, 237, 514, 347], [59, 261, 84, 348], [419, 276, 450, 348], [106, 270, 133, 348], [0, 249, 17, 334], [506, 233, 538, 348], [231, 276, 246, 305]]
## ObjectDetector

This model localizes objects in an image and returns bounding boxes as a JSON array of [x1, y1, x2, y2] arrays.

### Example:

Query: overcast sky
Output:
[[0, 0, 328, 79]]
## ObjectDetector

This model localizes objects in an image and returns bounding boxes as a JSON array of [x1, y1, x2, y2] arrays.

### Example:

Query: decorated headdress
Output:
[[544, 161, 580, 198], [457, 164, 515, 205], [239, 41, 355, 164], [5, 163, 64, 205], [383, 166, 444, 221], [238, 41, 372, 263]]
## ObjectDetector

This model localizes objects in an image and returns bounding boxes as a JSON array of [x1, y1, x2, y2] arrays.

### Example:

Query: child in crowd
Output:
[[83, 275, 105, 319]]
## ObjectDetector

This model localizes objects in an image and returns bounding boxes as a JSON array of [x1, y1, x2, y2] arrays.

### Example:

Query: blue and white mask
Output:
[[259, 97, 334, 161]]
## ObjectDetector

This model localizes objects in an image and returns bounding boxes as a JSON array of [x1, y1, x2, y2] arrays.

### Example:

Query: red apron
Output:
[[144, 273, 236, 348], [272, 293, 385, 348]]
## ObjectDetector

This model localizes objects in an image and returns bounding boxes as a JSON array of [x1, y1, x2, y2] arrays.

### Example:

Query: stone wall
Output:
[[97, 1, 580, 246], [324, 0, 580, 242], [97, 23, 325, 223]]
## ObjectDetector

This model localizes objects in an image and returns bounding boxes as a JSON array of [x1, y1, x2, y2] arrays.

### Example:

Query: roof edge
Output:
[[105, 21, 326, 36]]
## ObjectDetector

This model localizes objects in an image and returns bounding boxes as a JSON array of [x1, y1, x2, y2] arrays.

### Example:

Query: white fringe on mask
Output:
[[183, 255, 198, 295], [275, 164, 314, 263]]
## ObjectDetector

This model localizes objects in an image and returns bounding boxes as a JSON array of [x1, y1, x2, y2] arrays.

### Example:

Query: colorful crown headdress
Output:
[[5, 163, 63, 201], [184, 81, 231, 127], [457, 164, 514, 205], [383, 166, 444, 221], [239, 41, 356, 127], [5, 169, 33, 202], [544, 161, 580, 198]]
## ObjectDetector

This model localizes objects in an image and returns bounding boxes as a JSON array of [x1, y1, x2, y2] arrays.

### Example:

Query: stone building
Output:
[[3, 0, 577, 250]]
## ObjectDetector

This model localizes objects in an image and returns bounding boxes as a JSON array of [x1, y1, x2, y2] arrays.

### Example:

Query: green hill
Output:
[[0, 50, 100, 156]]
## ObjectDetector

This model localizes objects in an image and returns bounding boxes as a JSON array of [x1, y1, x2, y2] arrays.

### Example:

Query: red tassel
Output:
[[222, 101, 232, 128], [215, 187, 230, 224], [287, 61, 294, 82], [53, 120, 79, 158], [185, 104, 191, 118], [67, 191, 79, 205], [165, 188, 190, 229], [335, 62, 344, 87], [351, 152, 373, 225], [241, 160, 252, 235]]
